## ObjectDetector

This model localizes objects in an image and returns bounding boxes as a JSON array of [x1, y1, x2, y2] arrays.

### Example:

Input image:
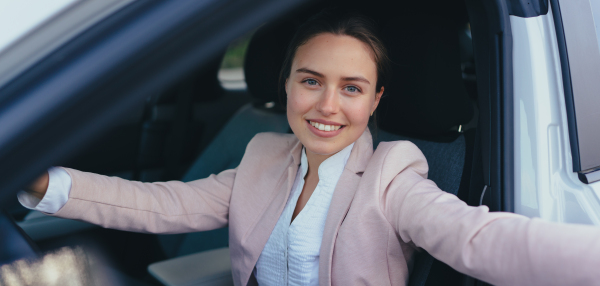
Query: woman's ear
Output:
[[372, 86, 384, 113], [285, 78, 290, 97]]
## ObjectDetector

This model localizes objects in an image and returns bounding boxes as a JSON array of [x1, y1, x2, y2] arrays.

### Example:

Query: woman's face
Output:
[[286, 33, 383, 156]]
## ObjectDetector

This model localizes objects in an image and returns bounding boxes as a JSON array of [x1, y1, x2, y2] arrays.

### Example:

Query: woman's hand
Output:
[[25, 172, 49, 200]]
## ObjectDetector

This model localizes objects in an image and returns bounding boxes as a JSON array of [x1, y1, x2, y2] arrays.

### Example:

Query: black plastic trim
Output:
[[0, 0, 314, 202], [549, 0, 581, 172], [500, 31, 515, 214], [507, 0, 549, 17], [465, 0, 514, 212], [578, 168, 600, 184]]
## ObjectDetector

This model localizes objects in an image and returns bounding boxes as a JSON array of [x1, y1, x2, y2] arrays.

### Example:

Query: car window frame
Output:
[[0, 0, 315, 204]]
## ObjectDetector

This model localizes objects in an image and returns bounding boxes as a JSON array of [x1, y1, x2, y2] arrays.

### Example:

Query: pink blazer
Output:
[[52, 129, 600, 285]]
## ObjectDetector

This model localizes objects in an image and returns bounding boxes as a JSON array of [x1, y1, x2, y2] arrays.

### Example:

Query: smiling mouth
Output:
[[307, 120, 343, 131]]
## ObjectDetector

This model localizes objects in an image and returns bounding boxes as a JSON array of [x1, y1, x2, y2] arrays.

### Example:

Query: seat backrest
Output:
[[374, 130, 471, 286], [373, 132, 466, 195], [181, 104, 289, 183], [374, 3, 475, 285], [181, 19, 297, 182], [159, 20, 297, 259]]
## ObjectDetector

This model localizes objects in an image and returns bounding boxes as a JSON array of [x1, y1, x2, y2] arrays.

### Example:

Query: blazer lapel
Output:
[[240, 137, 303, 282], [319, 129, 374, 285]]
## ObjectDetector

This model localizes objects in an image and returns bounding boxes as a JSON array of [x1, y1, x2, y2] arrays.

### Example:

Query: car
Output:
[[0, 0, 598, 285]]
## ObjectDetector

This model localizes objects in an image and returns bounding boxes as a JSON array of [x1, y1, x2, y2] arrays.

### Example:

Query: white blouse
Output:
[[18, 166, 71, 213], [18, 143, 354, 285], [255, 143, 353, 286]]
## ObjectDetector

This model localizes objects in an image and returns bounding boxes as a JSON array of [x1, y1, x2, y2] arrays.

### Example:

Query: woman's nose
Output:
[[315, 88, 339, 116]]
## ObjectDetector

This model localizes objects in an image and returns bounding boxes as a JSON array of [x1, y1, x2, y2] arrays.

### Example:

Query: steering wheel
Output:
[[0, 209, 39, 265]]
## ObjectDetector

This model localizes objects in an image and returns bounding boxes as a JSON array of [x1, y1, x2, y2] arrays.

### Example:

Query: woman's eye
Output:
[[345, 86, 360, 93], [305, 79, 318, 85]]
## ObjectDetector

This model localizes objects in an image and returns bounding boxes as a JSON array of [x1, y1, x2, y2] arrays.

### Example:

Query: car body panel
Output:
[[511, 8, 600, 224]]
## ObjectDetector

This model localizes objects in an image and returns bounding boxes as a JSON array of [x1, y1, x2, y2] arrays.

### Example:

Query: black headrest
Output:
[[244, 21, 297, 105], [189, 53, 225, 103], [156, 52, 225, 105], [376, 8, 473, 137]]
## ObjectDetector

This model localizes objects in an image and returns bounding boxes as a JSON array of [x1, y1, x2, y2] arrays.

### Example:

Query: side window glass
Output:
[[559, 0, 600, 175], [218, 31, 254, 90], [592, 0, 600, 54]]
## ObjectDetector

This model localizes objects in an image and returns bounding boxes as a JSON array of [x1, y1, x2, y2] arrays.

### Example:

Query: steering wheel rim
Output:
[[0, 209, 39, 266]]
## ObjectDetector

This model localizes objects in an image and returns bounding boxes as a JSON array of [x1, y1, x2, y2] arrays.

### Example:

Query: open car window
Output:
[[218, 30, 254, 90]]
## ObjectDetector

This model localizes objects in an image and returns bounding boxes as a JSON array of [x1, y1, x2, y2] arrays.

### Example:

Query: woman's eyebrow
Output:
[[296, 68, 370, 85], [341, 76, 370, 85], [296, 68, 324, 78]]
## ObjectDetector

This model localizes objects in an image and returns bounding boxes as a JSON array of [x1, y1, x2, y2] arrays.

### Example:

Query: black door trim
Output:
[[465, 0, 514, 212]]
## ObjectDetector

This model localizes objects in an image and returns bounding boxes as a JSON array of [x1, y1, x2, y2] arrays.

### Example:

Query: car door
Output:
[[511, 0, 600, 225]]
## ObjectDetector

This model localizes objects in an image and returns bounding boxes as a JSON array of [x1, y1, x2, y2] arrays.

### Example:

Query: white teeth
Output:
[[309, 121, 342, 132]]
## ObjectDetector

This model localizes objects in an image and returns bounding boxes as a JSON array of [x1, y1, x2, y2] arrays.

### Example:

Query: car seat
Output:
[[375, 7, 475, 286], [157, 20, 296, 259]]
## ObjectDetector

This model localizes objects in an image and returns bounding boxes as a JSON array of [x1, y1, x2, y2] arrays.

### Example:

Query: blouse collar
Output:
[[300, 142, 354, 183], [290, 127, 374, 174]]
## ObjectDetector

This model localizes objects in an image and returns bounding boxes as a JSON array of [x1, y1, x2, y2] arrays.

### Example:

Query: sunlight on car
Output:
[[0, 247, 93, 286], [0, 0, 77, 53]]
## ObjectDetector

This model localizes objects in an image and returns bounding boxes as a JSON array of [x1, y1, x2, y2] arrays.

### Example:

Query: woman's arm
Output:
[[47, 167, 236, 234], [375, 141, 600, 285]]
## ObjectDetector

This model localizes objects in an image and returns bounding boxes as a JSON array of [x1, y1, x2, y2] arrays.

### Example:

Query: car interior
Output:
[[1, 0, 495, 285]]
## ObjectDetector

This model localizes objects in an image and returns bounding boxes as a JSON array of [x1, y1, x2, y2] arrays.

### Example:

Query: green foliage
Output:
[[220, 33, 253, 69]]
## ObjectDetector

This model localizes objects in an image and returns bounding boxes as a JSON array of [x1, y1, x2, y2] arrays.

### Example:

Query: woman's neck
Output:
[[304, 149, 333, 178]]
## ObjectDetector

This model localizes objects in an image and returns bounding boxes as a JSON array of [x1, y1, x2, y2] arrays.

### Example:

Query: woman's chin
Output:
[[303, 141, 349, 157], [300, 133, 362, 157]]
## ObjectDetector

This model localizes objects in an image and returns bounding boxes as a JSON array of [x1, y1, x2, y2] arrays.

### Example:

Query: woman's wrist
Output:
[[25, 171, 49, 200]]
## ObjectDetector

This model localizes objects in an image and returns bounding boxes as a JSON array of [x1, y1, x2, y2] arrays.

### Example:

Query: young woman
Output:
[[22, 10, 600, 286]]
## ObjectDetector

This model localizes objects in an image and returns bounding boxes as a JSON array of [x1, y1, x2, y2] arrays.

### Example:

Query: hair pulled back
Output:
[[279, 9, 391, 100]]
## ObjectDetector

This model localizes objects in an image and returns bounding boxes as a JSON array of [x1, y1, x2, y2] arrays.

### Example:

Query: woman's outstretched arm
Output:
[[31, 167, 235, 234], [374, 141, 600, 286]]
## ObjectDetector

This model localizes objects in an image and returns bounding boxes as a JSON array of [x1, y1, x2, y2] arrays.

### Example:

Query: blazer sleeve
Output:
[[375, 141, 600, 286], [50, 167, 235, 234]]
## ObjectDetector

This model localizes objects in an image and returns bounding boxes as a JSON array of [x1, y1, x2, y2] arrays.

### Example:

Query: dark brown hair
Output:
[[279, 9, 391, 100]]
